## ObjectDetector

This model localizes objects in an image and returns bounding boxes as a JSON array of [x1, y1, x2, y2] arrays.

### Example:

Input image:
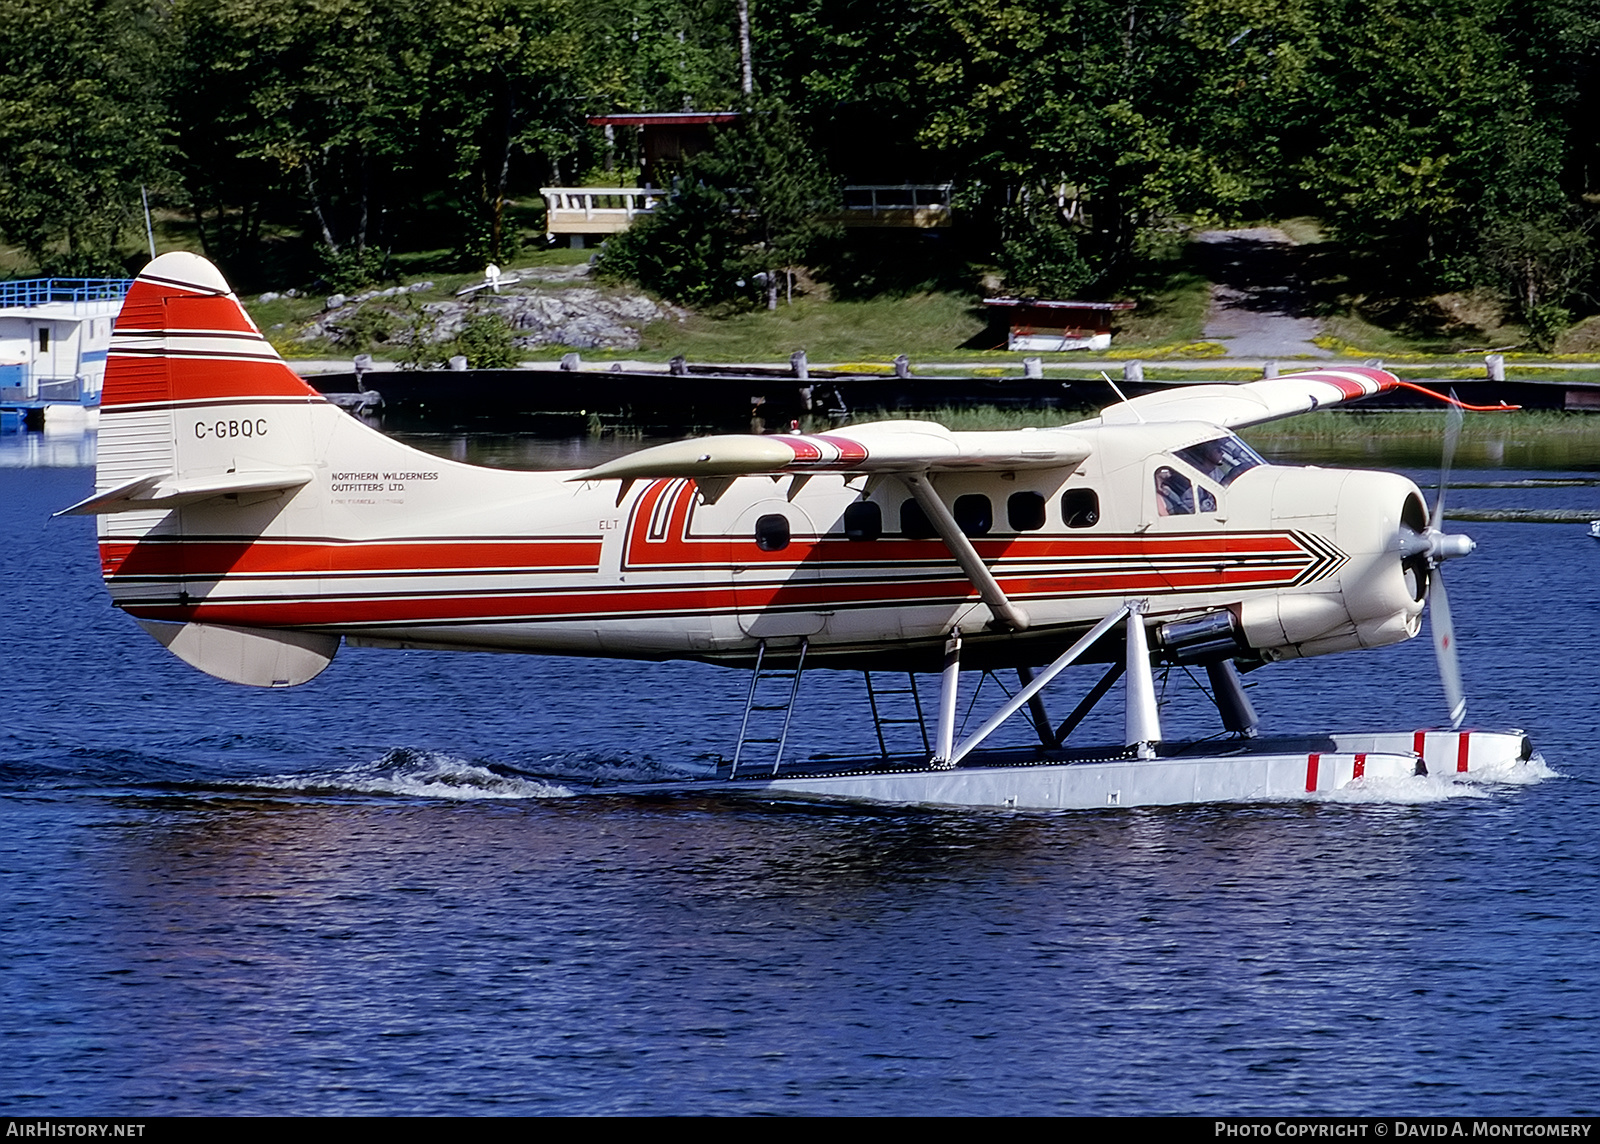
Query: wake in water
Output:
[[244, 744, 720, 802], [1312, 751, 1559, 805]]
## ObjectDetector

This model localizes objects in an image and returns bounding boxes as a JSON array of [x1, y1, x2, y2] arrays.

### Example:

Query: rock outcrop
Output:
[[296, 263, 684, 353]]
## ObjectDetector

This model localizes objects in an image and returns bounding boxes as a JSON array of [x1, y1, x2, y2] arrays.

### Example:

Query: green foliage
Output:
[[0, 0, 171, 274], [999, 194, 1095, 298], [595, 101, 839, 308], [340, 304, 400, 353], [451, 308, 521, 368], [596, 180, 747, 306], [318, 246, 391, 294], [1479, 212, 1591, 348], [4, 0, 1599, 333]]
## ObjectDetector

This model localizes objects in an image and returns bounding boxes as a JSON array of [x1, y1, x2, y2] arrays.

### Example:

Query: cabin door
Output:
[[731, 498, 825, 639]]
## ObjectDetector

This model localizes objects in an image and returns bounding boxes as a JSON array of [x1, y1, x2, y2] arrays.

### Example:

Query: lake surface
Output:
[[2, 425, 1598, 1116]]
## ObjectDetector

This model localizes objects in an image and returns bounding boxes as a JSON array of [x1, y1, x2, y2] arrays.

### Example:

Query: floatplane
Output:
[[63, 252, 1533, 809]]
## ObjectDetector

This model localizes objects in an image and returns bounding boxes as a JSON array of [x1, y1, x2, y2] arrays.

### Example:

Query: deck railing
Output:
[[539, 187, 668, 235], [540, 183, 956, 235], [838, 184, 953, 224], [0, 278, 131, 307]]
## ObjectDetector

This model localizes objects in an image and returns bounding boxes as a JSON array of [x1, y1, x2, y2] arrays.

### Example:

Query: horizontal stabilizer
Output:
[[576, 420, 1091, 481], [59, 468, 314, 516], [135, 620, 339, 687]]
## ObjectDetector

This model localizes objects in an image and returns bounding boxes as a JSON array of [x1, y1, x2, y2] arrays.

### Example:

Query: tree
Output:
[[595, 100, 838, 308], [0, 0, 171, 274], [423, 0, 582, 265]]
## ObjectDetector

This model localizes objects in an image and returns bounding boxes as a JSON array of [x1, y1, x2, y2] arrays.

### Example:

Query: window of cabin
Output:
[[1062, 488, 1100, 528], [1175, 435, 1265, 487], [1198, 485, 1218, 513], [1007, 491, 1046, 531], [37, 328, 49, 353], [1155, 467, 1195, 516], [755, 513, 791, 551], [954, 494, 992, 537], [900, 499, 936, 539], [844, 501, 882, 541]]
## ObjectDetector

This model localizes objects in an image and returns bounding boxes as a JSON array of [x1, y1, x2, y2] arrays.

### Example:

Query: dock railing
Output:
[[0, 278, 131, 307]]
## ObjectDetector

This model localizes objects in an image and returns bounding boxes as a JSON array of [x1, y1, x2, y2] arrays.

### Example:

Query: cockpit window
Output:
[[1155, 466, 1194, 516], [1175, 435, 1266, 487]]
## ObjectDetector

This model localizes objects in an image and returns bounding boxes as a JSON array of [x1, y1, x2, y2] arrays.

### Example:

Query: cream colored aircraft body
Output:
[[66, 253, 1522, 807]]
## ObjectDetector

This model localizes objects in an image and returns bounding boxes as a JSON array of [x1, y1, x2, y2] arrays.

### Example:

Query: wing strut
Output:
[[900, 472, 1030, 632]]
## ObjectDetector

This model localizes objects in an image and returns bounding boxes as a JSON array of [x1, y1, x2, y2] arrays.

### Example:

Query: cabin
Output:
[[0, 277, 130, 426], [981, 297, 1136, 352], [541, 111, 953, 245]]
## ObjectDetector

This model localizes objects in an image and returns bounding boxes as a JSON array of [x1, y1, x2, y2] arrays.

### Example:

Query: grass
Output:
[[1106, 268, 1212, 351], [834, 407, 1600, 446], [848, 406, 1099, 430], [638, 291, 994, 363], [1241, 408, 1600, 441]]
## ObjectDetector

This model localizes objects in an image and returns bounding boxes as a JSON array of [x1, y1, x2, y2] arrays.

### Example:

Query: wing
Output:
[[574, 367, 1398, 484], [575, 419, 1091, 482], [1080, 367, 1400, 429]]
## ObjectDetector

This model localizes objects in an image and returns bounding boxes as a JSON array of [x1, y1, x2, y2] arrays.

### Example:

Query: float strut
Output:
[[1054, 661, 1125, 744], [1124, 601, 1162, 759], [932, 628, 962, 767], [1016, 666, 1058, 749], [949, 605, 1131, 766], [1206, 659, 1259, 738]]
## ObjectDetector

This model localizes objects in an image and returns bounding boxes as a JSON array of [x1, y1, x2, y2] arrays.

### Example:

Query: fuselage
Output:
[[97, 394, 1427, 672]]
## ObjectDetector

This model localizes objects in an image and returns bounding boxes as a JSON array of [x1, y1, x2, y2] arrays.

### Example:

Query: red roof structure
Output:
[[586, 112, 743, 185]]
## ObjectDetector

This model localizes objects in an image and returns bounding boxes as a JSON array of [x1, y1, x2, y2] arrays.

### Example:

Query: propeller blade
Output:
[[1429, 566, 1466, 730], [1431, 397, 1463, 531]]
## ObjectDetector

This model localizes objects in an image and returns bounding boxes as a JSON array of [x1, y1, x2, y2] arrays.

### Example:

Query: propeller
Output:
[[1397, 399, 1475, 728]]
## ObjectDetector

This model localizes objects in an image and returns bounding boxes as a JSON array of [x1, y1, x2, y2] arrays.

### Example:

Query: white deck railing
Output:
[[539, 187, 667, 235], [541, 183, 955, 235]]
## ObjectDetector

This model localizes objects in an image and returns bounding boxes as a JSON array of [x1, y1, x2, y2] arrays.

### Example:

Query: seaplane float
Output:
[[62, 252, 1535, 810]]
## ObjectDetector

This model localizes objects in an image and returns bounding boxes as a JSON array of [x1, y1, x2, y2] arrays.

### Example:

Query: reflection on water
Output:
[[6, 418, 1600, 1115], [0, 427, 97, 468], [7, 415, 1600, 474]]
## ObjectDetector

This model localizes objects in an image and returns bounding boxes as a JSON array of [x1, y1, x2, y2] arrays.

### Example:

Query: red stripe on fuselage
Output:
[[622, 477, 1315, 572], [100, 537, 604, 580]]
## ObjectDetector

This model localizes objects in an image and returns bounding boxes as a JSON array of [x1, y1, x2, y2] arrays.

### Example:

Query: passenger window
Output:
[[900, 499, 936, 539], [1155, 466, 1194, 516], [844, 501, 882, 541], [755, 513, 790, 551], [1007, 491, 1046, 532], [1062, 488, 1100, 528], [954, 494, 992, 537], [1198, 486, 1218, 513]]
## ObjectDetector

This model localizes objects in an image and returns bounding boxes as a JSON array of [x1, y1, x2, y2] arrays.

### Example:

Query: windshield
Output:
[[1174, 435, 1266, 487]]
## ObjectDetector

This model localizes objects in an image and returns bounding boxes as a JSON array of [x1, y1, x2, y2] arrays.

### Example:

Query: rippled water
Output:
[[3, 430, 1598, 1115]]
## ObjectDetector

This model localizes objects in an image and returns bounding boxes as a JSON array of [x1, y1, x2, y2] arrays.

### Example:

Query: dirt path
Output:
[[1195, 227, 1331, 359]]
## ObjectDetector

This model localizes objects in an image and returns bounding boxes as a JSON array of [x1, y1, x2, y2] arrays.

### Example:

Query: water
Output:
[[3, 429, 1598, 1115]]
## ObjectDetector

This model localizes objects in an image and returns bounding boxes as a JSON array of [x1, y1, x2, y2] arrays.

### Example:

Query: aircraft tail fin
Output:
[[91, 251, 325, 502], [85, 252, 343, 686]]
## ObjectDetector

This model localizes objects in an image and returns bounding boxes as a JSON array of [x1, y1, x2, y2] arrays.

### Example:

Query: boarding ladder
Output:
[[730, 639, 808, 779], [863, 671, 932, 761]]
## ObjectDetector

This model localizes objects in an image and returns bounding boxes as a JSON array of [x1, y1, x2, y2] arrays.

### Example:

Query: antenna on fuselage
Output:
[[1101, 371, 1144, 423]]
